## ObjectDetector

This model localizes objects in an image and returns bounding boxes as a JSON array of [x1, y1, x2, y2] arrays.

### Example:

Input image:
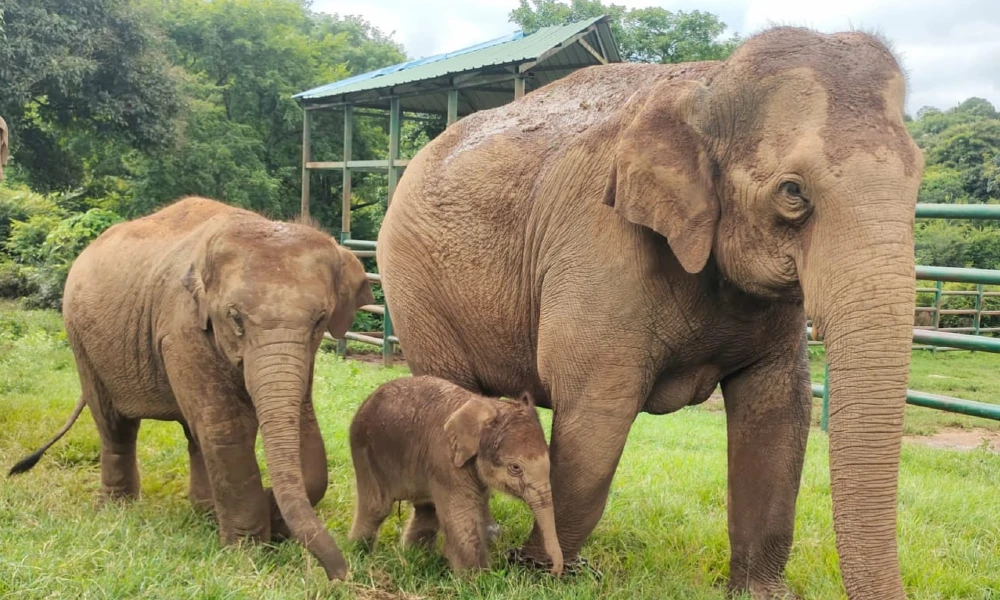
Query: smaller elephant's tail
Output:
[[8, 396, 87, 476]]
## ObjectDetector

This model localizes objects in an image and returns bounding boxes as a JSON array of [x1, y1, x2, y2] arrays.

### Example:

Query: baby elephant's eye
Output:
[[507, 463, 523, 477]]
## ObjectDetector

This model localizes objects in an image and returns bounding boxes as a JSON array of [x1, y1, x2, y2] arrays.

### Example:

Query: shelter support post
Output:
[[337, 105, 354, 357], [300, 109, 311, 220], [447, 89, 459, 126], [382, 97, 401, 366]]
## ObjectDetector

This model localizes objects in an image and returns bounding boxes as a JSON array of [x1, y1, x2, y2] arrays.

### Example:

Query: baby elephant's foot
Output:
[[504, 548, 600, 579]]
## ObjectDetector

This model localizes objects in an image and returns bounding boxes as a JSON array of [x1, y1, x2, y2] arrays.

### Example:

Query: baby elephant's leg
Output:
[[435, 489, 489, 571], [348, 475, 392, 548], [403, 502, 439, 549]]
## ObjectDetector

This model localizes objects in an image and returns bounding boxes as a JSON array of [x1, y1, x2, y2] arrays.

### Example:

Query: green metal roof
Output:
[[294, 15, 619, 112]]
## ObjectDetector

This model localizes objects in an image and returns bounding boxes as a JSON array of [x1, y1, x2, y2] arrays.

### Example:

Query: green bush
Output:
[[7, 209, 123, 310], [0, 260, 33, 299], [0, 185, 65, 256]]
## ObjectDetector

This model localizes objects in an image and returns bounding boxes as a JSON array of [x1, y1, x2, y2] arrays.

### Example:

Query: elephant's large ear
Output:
[[443, 398, 498, 468], [328, 247, 375, 339], [603, 79, 718, 274], [182, 264, 210, 331]]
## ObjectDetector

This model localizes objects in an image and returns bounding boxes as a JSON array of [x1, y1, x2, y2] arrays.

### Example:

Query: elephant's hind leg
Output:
[[403, 502, 439, 549], [80, 368, 140, 501], [348, 480, 392, 548]]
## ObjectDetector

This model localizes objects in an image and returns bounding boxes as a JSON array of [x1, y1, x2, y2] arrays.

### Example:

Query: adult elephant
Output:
[[377, 27, 923, 599], [10, 197, 374, 581]]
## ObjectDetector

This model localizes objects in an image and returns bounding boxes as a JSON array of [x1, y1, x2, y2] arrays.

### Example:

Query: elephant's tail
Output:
[[8, 396, 87, 476]]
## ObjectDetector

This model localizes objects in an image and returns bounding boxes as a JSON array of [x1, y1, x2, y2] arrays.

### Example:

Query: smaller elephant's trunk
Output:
[[527, 487, 563, 576], [246, 341, 347, 581]]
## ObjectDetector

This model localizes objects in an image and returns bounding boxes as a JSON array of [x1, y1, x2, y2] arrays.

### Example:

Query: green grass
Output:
[[1, 303, 999, 599]]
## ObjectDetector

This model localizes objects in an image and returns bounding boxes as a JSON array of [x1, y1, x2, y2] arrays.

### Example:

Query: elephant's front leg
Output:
[[720, 347, 811, 600], [164, 349, 271, 543], [182, 422, 213, 513], [268, 394, 328, 541], [517, 370, 638, 567]]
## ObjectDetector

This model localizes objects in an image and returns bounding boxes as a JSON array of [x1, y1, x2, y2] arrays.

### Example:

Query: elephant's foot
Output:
[[726, 579, 800, 600], [504, 548, 602, 579]]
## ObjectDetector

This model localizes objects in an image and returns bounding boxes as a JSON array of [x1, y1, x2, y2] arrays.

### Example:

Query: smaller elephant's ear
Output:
[[443, 398, 498, 468], [517, 391, 535, 409], [182, 264, 210, 331], [603, 79, 718, 274], [328, 248, 375, 339]]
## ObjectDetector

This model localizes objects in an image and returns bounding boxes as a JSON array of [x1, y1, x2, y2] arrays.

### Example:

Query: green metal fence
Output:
[[815, 203, 1000, 430]]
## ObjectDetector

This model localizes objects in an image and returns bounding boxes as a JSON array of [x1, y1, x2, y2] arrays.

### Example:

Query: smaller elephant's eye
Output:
[[780, 181, 803, 198], [507, 463, 523, 477], [227, 306, 244, 337]]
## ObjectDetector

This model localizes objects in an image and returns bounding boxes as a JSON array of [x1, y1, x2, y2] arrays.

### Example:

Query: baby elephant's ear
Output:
[[444, 398, 498, 468], [517, 391, 535, 409]]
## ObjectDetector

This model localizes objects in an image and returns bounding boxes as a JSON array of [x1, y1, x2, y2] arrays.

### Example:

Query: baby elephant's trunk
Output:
[[527, 485, 563, 576]]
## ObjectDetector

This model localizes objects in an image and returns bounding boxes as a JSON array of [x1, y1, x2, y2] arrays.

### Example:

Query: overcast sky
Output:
[[313, 0, 999, 114]]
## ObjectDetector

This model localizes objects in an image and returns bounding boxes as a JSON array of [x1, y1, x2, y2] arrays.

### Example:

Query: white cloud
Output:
[[312, 0, 1000, 112]]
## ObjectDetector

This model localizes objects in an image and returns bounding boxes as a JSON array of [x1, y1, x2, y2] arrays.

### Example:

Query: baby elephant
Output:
[[348, 376, 563, 575]]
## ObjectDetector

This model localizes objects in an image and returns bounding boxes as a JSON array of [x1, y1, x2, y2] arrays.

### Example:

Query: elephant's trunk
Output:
[[802, 189, 914, 599], [526, 485, 563, 576], [245, 338, 347, 581]]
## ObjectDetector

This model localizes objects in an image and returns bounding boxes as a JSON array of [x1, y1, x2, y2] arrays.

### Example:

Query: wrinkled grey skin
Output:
[[10, 196, 374, 581], [377, 27, 923, 599]]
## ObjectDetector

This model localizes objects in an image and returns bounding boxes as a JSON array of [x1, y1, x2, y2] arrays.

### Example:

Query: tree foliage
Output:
[[907, 98, 1000, 270], [509, 0, 740, 63]]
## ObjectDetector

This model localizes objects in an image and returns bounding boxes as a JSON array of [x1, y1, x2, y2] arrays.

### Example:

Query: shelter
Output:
[[294, 15, 620, 363]]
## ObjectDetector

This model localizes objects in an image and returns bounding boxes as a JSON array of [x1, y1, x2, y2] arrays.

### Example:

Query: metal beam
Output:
[[915, 203, 1000, 219], [915, 265, 1000, 285], [514, 73, 525, 100], [593, 26, 609, 61], [306, 159, 410, 171], [384, 97, 401, 367], [518, 27, 597, 72], [812, 383, 1000, 422], [577, 37, 607, 64], [341, 105, 353, 236], [447, 89, 459, 126], [300, 110, 311, 220]]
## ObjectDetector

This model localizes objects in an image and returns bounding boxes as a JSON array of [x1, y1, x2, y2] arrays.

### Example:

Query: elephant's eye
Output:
[[780, 180, 803, 198], [227, 306, 244, 337], [507, 463, 523, 477]]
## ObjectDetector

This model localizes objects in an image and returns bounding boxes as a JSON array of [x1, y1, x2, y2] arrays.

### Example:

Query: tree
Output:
[[0, 0, 180, 192], [140, 0, 405, 221], [508, 0, 739, 64]]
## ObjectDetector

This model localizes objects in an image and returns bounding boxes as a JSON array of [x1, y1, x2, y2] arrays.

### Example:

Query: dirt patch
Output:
[[904, 428, 1000, 453], [344, 352, 407, 367]]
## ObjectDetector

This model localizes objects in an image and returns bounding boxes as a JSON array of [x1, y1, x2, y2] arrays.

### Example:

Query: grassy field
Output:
[[1, 303, 999, 599]]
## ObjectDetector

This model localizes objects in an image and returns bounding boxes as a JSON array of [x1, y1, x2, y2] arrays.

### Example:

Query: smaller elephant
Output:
[[8, 197, 374, 580], [348, 376, 563, 575]]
